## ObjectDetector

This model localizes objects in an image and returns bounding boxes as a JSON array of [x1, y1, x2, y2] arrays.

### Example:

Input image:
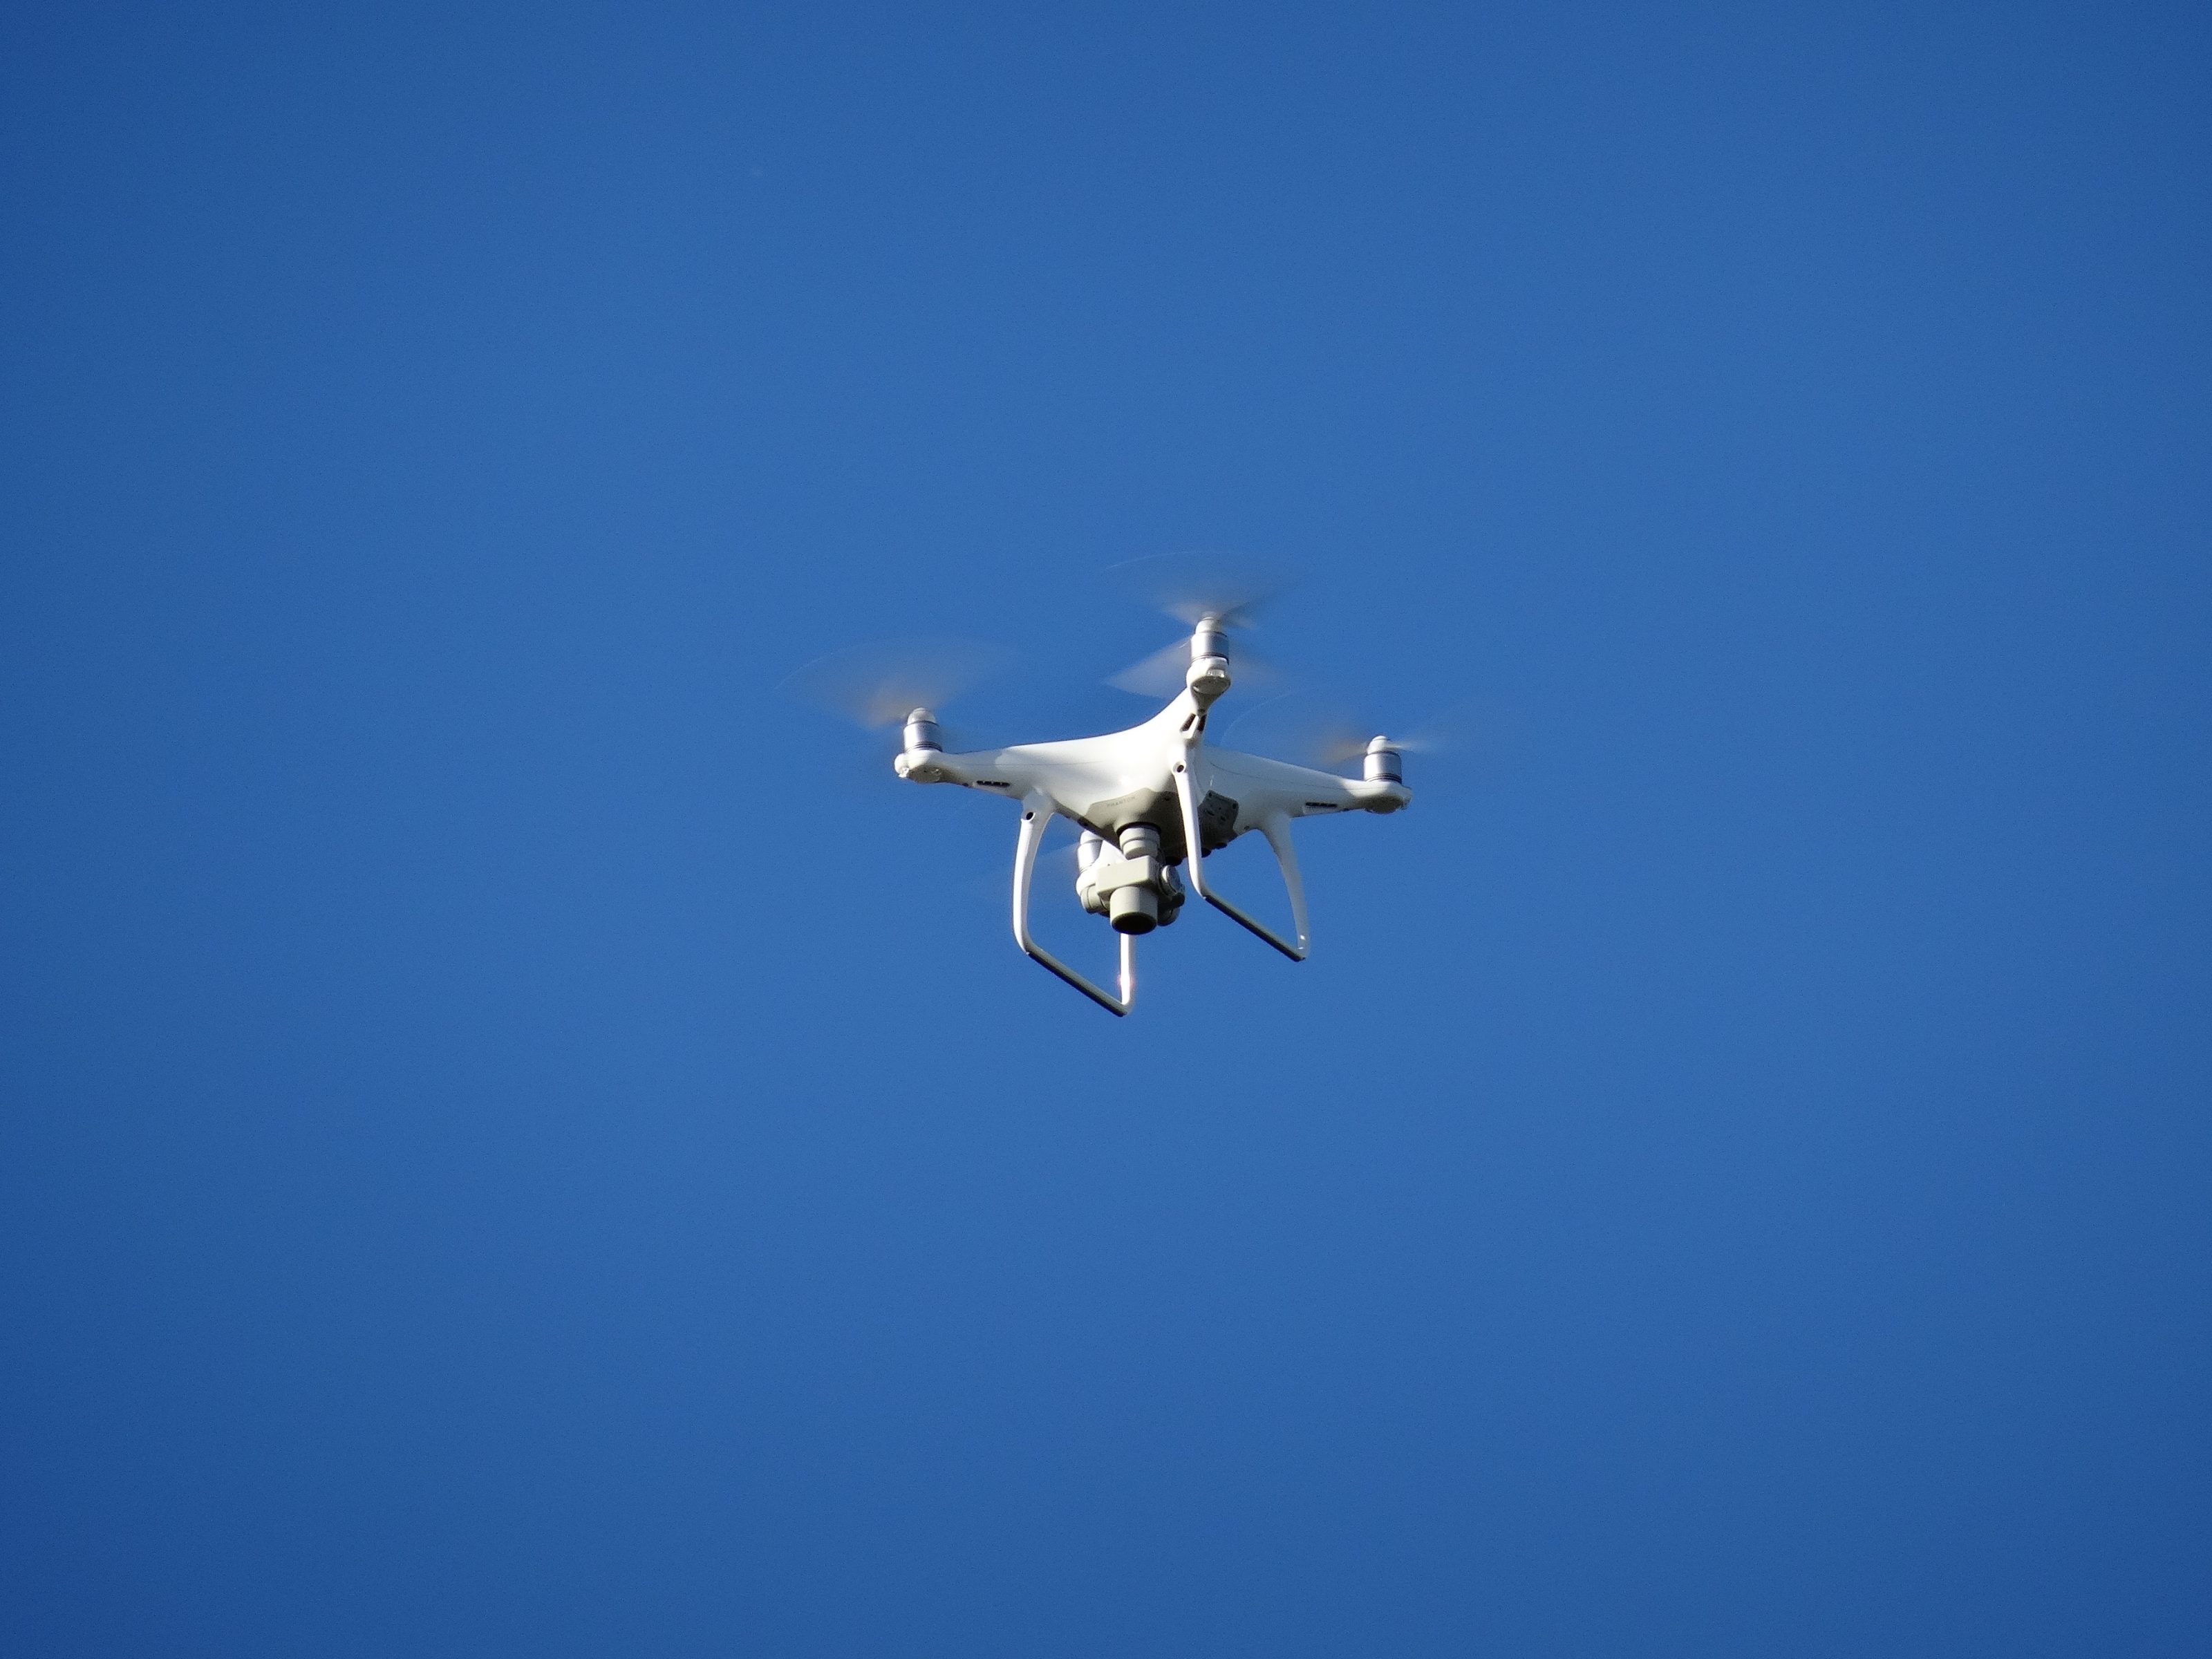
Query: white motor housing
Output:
[[894, 706, 949, 782]]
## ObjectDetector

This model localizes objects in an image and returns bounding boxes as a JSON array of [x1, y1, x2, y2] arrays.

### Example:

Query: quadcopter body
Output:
[[890, 614, 1411, 1014]]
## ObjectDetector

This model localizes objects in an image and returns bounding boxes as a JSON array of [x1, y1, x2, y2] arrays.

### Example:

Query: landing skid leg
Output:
[[1012, 796, 1132, 1015], [1173, 766, 1310, 961]]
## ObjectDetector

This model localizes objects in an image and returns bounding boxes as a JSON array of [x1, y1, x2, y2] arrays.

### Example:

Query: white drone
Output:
[[792, 568, 1415, 1015]]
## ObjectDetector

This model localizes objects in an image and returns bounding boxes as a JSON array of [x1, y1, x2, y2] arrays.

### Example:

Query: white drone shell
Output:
[[894, 626, 1409, 1015]]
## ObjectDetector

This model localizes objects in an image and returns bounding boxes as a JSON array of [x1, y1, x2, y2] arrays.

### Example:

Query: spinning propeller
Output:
[[1102, 552, 1288, 698], [1222, 693, 1468, 773], [778, 636, 1013, 732]]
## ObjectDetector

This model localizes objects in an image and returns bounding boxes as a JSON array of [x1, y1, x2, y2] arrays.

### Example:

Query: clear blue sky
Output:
[[4, 3, 2208, 1653]]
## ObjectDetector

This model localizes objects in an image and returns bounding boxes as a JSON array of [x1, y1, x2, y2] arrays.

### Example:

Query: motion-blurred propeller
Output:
[[1103, 551, 1293, 696], [1105, 550, 1289, 628], [1223, 692, 1470, 770], [780, 637, 1014, 730]]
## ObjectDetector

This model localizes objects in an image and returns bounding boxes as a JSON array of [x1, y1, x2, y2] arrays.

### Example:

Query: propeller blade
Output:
[[1105, 637, 1194, 698], [1223, 693, 1470, 769], [1103, 550, 1293, 630], [779, 637, 1014, 730], [1096, 552, 1296, 698]]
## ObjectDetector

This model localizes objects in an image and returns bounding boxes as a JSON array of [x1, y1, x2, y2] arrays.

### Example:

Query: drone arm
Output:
[[1012, 796, 1132, 1015], [1172, 765, 1310, 962]]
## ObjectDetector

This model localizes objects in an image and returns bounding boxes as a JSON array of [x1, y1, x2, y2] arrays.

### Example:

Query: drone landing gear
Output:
[[1014, 777, 1311, 1014], [1173, 765, 1310, 962], [1013, 800, 1134, 1015]]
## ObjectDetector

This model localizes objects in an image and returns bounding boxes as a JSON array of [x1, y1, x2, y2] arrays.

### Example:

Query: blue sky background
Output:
[[4, 3, 2208, 1653]]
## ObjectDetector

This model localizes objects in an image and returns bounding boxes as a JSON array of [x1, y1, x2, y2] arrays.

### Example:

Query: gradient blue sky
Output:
[[4, 4, 2209, 1654]]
